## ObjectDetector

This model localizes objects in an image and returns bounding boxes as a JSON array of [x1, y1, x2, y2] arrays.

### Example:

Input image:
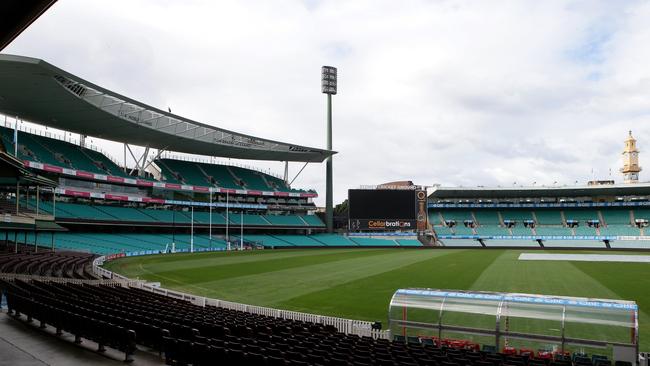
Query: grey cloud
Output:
[[5, 0, 650, 205]]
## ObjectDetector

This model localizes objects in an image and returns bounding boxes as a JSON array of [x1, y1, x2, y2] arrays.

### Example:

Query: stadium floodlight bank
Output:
[[389, 289, 639, 364], [322, 65, 337, 232]]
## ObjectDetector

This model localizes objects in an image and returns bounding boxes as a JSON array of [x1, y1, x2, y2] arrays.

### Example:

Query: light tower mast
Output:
[[321, 66, 337, 233], [621, 130, 641, 183]]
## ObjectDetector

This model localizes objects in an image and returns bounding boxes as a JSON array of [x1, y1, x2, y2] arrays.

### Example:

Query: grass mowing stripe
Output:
[[103, 248, 373, 276], [469, 251, 619, 298], [159, 249, 446, 307], [104, 248, 650, 352], [468, 250, 634, 351], [277, 249, 501, 322], [571, 261, 650, 350], [124, 249, 398, 285]]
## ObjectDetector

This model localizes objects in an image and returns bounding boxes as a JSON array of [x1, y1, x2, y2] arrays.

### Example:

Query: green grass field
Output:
[[104, 248, 650, 350]]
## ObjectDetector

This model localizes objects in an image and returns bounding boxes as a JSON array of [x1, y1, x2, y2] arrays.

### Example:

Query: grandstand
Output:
[[428, 184, 650, 248], [0, 54, 426, 260], [0, 54, 342, 254], [1, 4, 648, 366]]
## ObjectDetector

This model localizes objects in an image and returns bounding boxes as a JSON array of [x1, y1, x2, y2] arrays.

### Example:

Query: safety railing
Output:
[[92, 255, 391, 339]]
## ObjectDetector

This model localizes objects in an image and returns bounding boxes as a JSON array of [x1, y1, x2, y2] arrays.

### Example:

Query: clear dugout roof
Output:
[[389, 288, 638, 358]]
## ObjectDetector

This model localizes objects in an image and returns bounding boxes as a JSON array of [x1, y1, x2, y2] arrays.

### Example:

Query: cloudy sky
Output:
[[5, 0, 650, 205]]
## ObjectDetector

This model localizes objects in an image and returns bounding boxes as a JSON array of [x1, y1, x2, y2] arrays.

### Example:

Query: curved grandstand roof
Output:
[[0, 54, 334, 162], [429, 183, 650, 198]]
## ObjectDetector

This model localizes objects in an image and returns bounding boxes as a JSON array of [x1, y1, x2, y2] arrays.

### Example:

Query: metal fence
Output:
[[92, 255, 391, 339]]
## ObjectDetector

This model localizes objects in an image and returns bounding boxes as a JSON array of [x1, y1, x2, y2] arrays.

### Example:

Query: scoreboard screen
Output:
[[348, 189, 418, 230]]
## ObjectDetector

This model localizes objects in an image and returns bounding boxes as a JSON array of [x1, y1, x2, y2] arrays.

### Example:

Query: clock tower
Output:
[[621, 131, 641, 183]]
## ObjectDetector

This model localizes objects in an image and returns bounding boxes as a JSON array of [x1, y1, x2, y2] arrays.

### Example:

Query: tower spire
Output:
[[621, 131, 641, 183]]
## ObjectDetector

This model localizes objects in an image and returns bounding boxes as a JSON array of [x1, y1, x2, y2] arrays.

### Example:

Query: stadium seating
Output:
[[573, 225, 597, 236], [434, 207, 648, 241], [154, 158, 307, 193], [0, 248, 97, 279], [501, 210, 534, 221], [453, 225, 475, 235], [434, 225, 455, 235], [238, 235, 289, 247], [265, 172, 298, 192], [633, 208, 650, 220], [475, 226, 510, 236], [16, 232, 229, 255], [302, 215, 326, 227], [156, 158, 214, 186], [0, 127, 128, 177], [268, 235, 324, 247], [563, 209, 600, 221], [42, 137, 106, 174], [396, 239, 422, 246], [229, 213, 271, 226], [10, 229, 410, 255], [233, 234, 422, 248], [440, 210, 474, 222], [599, 225, 640, 236], [26, 200, 323, 227], [263, 214, 308, 226], [54, 202, 118, 220], [473, 210, 500, 225], [142, 209, 193, 224], [0, 128, 316, 195], [81, 147, 129, 177], [229, 165, 273, 191], [1, 128, 59, 166], [533, 210, 563, 225], [533, 226, 573, 236], [510, 225, 533, 236], [3, 278, 630, 366], [0, 280, 389, 365], [310, 234, 357, 246], [600, 209, 631, 225], [94, 205, 156, 221]]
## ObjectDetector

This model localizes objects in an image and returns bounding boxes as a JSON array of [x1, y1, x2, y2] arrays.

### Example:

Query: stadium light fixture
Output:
[[321, 66, 337, 95], [322, 66, 337, 233]]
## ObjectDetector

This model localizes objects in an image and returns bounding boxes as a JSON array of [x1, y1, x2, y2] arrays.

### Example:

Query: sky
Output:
[[4, 0, 650, 206]]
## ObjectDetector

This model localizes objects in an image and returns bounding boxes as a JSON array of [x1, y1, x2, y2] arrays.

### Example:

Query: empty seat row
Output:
[[0, 248, 97, 279]]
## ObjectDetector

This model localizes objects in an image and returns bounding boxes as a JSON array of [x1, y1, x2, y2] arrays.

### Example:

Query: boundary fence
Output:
[[91, 255, 390, 339]]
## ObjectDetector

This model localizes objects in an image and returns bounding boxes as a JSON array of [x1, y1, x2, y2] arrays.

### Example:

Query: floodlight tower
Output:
[[322, 66, 337, 233]]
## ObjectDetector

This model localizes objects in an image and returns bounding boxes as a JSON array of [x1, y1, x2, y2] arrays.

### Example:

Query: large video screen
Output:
[[348, 189, 417, 228]]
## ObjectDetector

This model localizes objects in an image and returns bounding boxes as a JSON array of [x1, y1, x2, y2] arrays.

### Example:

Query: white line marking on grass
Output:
[[519, 253, 650, 263]]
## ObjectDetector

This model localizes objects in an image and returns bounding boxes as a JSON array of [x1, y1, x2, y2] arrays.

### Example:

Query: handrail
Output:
[[1, 114, 284, 180], [91, 253, 390, 339]]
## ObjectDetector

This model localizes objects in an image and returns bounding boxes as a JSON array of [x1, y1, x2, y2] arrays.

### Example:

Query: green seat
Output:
[[534, 210, 563, 225], [534, 226, 572, 236], [301, 215, 325, 227], [310, 234, 356, 246], [397, 239, 422, 246], [473, 211, 500, 225], [511, 226, 532, 236], [476, 226, 509, 236], [263, 215, 305, 226]]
